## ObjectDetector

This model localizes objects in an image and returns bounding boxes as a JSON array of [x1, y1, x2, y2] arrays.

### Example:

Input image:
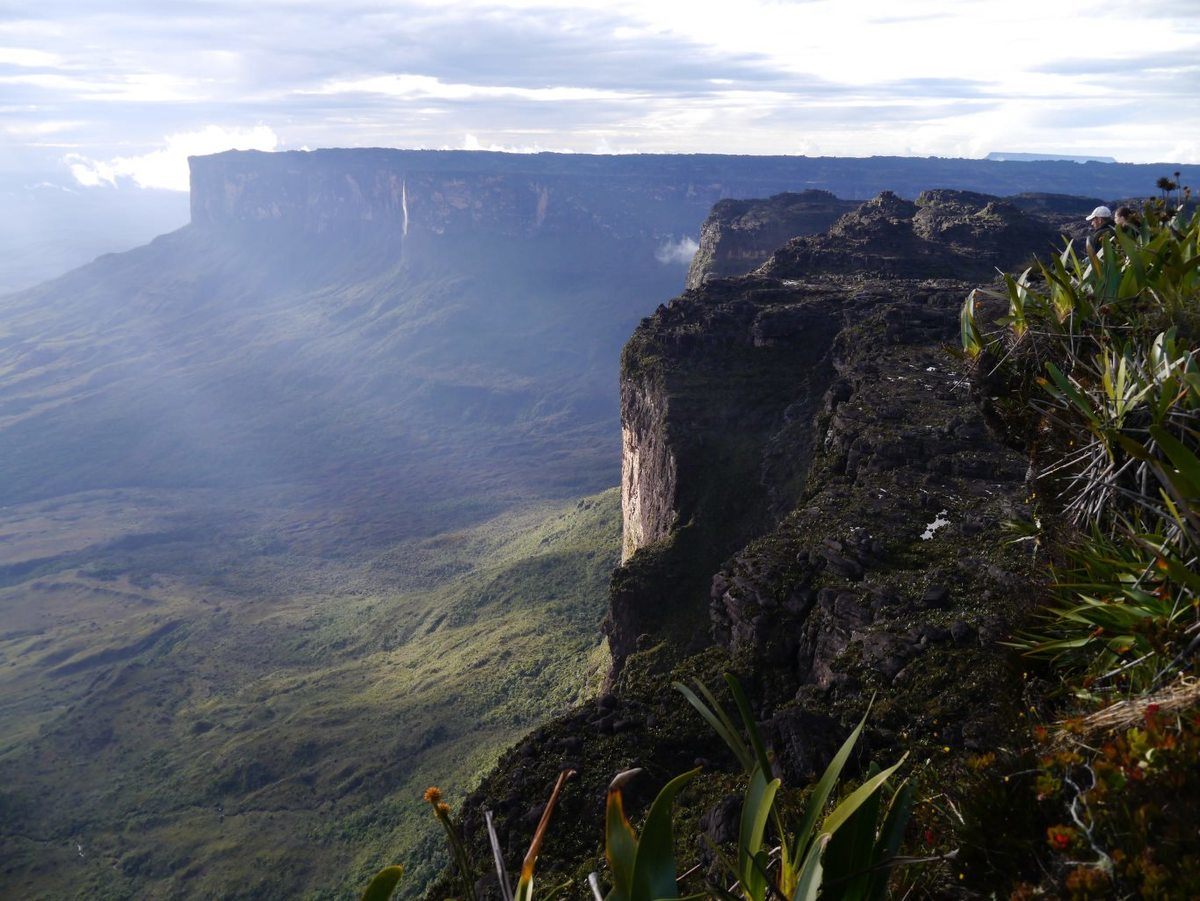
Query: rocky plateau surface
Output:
[[684, 190, 858, 289]]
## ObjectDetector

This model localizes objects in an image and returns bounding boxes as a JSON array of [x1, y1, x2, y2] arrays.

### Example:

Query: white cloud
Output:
[[311, 73, 636, 103], [0, 47, 66, 67], [66, 124, 279, 191], [460, 133, 580, 153], [0, 71, 197, 102], [655, 236, 698, 265], [4, 119, 85, 137], [3, 1, 1198, 166]]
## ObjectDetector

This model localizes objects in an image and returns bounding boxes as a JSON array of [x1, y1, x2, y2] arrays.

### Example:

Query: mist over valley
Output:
[[1, 147, 1198, 898]]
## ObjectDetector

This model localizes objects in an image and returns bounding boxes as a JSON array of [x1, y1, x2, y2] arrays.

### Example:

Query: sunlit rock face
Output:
[[620, 382, 675, 562]]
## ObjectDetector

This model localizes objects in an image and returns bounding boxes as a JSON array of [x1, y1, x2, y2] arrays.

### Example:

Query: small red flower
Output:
[[1047, 825, 1075, 851]]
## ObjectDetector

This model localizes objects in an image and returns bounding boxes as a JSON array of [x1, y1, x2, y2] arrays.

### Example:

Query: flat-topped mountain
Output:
[[189, 149, 1196, 240], [1, 146, 1191, 899]]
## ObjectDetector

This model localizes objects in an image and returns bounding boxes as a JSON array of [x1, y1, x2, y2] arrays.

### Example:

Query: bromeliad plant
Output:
[[597, 767, 703, 901], [675, 675, 912, 900], [961, 197, 1200, 691], [374, 675, 915, 901]]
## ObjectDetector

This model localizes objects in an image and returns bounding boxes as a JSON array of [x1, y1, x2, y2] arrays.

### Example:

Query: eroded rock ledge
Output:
[[685, 190, 857, 289], [431, 190, 1063, 897]]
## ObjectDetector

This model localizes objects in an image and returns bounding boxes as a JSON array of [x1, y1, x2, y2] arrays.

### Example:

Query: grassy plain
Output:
[[0, 485, 620, 899]]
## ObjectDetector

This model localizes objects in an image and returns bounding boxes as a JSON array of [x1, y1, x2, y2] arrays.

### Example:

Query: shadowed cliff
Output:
[[436, 189, 1063, 897]]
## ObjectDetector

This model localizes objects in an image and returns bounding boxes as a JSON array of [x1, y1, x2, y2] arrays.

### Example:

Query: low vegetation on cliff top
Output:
[[961, 183, 1200, 896]]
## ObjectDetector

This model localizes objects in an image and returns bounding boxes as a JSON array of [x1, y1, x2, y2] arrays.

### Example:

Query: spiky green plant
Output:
[[962, 197, 1200, 690], [675, 675, 911, 900], [599, 767, 704, 901]]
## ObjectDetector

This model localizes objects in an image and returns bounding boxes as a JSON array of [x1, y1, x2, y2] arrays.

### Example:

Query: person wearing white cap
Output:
[[1086, 205, 1116, 252]]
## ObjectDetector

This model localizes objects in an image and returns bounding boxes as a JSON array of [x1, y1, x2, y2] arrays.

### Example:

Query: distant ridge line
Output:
[[987, 151, 1118, 164]]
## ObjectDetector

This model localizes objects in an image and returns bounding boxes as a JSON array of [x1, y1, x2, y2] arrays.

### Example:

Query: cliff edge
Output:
[[430, 189, 1068, 896]]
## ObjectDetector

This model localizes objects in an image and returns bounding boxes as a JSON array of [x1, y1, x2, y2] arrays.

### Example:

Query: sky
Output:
[[1, 0, 1199, 194]]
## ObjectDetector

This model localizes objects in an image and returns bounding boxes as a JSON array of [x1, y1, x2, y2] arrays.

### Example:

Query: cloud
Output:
[[2, 0, 1199, 170], [0, 46, 65, 67], [0, 70, 197, 102], [460, 133, 586, 153], [1035, 49, 1200, 76], [66, 124, 278, 191], [310, 72, 637, 103], [655, 236, 698, 265], [3, 119, 85, 137]]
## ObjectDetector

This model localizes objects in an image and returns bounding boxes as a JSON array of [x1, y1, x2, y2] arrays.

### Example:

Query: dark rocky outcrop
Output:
[[685, 190, 857, 289], [609, 189, 1050, 672], [757, 189, 1062, 281], [435, 190, 1060, 897]]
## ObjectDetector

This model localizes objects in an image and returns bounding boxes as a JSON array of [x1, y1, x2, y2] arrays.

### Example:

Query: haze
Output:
[[1, 2, 1199, 897], [2, 0, 1198, 289]]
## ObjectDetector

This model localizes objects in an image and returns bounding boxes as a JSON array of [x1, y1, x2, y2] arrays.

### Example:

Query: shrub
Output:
[[962, 196, 1200, 691]]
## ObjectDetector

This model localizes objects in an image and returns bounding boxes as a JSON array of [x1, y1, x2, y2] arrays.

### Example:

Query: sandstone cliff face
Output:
[[620, 377, 675, 562], [185, 150, 875, 245], [427, 190, 1088, 897], [190, 152, 616, 241], [189, 149, 1180, 249], [684, 190, 857, 289], [606, 190, 1057, 674]]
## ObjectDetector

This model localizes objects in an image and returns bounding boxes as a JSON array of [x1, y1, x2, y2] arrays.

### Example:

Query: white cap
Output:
[[1087, 205, 1113, 220]]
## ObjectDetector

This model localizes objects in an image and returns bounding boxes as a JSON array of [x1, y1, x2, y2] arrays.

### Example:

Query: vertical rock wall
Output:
[[619, 377, 676, 561]]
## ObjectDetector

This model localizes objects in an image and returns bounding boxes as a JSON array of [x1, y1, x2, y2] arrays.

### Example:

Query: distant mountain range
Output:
[[986, 151, 1119, 163]]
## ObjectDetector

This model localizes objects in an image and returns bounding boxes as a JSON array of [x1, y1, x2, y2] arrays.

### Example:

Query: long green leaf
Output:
[[960, 291, 984, 356], [675, 681, 754, 773], [738, 766, 780, 901], [631, 768, 701, 901], [1148, 425, 1200, 498], [361, 866, 404, 901], [821, 756, 907, 837], [1043, 361, 1099, 425], [725, 674, 774, 781], [865, 781, 914, 900], [606, 772, 641, 901], [821, 771, 882, 901], [790, 835, 828, 901], [793, 709, 869, 857]]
